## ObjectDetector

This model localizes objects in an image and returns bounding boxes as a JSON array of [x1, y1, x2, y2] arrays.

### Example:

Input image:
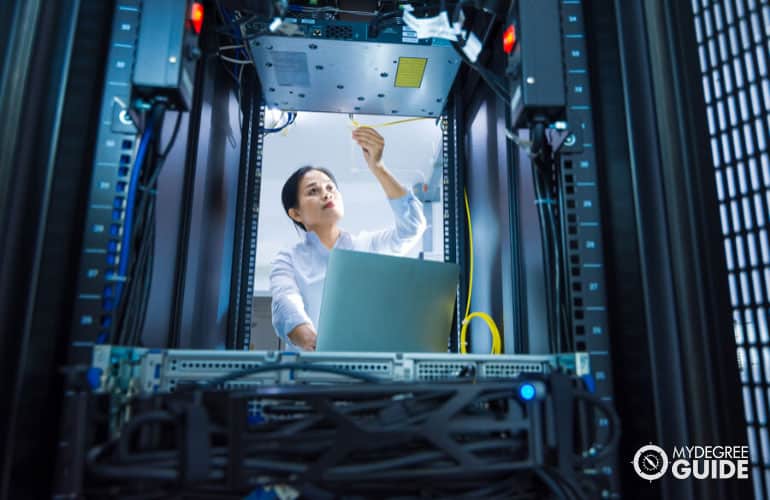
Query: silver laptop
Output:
[[316, 249, 459, 352]]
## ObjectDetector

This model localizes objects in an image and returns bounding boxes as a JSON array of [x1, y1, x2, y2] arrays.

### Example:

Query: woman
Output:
[[270, 127, 427, 351]]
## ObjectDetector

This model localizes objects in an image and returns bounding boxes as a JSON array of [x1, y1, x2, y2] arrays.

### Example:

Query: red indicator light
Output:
[[191, 2, 204, 34], [503, 24, 516, 54]]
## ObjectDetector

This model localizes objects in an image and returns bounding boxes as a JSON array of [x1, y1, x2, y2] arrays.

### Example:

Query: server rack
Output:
[[0, 0, 753, 498]]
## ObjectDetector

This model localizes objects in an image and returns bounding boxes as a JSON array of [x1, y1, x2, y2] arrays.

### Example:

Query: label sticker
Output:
[[395, 57, 427, 88]]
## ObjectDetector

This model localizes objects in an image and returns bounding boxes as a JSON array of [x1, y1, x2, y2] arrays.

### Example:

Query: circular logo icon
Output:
[[633, 445, 669, 481]]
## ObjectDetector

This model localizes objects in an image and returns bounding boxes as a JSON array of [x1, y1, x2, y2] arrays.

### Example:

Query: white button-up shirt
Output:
[[269, 192, 427, 350]]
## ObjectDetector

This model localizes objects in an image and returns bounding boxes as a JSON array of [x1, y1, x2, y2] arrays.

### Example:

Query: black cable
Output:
[[368, 4, 451, 38], [543, 466, 589, 500], [88, 380, 590, 496], [116, 410, 175, 461], [448, 3, 510, 104], [118, 105, 181, 346], [574, 392, 621, 464], [532, 161, 557, 352], [126, 108, 176, 345], [540, 151, 563, 354], [530, 124, 569, 355], [159, 111, 183, 159], [114, 104, 165, 344], [533, 467, 574, 500], [451, 40, 511, 103], [121, 178, 155, 346], [131, 204, 155, 346]]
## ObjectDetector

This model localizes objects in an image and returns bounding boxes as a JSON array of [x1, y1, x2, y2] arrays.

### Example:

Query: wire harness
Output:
[[77, 371, 618, 499]]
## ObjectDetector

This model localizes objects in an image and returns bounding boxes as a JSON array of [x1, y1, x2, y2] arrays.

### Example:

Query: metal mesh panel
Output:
[[691, 1, 770, 497]]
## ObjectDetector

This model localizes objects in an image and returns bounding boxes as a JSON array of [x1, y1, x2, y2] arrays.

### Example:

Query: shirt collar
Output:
[[304, 230, 351, 252]]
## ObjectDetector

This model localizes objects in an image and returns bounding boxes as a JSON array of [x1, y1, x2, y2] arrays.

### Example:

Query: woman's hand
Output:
[[352, 127, 385, 169], [287, 323, 318, 351], [352, 126, 407, 199]]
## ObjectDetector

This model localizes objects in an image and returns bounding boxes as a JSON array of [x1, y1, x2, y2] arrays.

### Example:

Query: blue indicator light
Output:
[[519, 383, 536, 401]]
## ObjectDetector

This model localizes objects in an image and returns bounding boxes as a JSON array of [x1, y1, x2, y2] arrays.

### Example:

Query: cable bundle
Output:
[[113, 105, 183, 346], [529, 124, 572, 354], [83, 371, 617, 499]]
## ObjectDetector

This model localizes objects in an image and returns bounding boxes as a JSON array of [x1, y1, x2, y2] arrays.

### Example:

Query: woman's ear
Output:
[[288, 207, 302, 223]]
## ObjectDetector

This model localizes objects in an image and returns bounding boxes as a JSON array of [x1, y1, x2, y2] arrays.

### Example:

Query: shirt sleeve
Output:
[[365, 191, 428, 255], [269, 250, 313, 343]]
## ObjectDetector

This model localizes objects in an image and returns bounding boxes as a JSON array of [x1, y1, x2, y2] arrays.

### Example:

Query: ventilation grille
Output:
[[171, 360, 265, 371], [417, 362, 477, 380], [482, 362, 546, 378], [316, 362, 390, 374], [691, 1, 770, 499], [324, 25, 353, 39]]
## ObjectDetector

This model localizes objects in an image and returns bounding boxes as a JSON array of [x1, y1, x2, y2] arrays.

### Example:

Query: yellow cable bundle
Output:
[[348, 114, 430, 129], [460, 190, 503, 355]]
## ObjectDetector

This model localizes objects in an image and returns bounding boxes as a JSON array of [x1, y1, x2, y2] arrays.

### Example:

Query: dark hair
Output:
[[281, 166, 339, 231]]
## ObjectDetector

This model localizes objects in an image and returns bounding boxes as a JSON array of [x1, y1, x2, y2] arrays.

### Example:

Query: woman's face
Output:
[[289, 169, 344, 230]]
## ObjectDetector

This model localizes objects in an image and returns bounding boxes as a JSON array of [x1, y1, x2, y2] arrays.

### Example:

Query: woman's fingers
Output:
[[354, 137, 378, 151], [352, 127, 384, 165], [353, 132, 383, 150], [352, 127, 384, 143]]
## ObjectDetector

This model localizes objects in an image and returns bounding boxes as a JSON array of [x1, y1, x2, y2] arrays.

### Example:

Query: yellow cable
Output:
[[462, 312, 502, 354], [349, 114, 430, 129], [460, 190, 503, 355], [463, 190, 473, 320]]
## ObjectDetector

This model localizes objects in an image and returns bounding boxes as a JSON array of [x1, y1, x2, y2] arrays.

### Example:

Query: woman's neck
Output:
[[309, 225, 341, 250]]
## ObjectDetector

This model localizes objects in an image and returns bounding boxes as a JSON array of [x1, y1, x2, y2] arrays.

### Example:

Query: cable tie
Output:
[[534, 198, 555, 205]]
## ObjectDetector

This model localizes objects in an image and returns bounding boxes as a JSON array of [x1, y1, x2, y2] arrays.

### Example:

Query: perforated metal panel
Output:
[[691, 1, 770, 497], [246, 33, 460, 117], [89, 346, 582, 393]]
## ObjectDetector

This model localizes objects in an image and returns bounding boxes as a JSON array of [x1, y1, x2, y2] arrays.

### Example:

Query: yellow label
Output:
[[395, 57, 428, 88]]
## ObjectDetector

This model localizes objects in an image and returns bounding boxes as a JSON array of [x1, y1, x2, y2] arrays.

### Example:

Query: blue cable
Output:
[[264, 112, 296, 133], [115, 114, 155, 305]]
